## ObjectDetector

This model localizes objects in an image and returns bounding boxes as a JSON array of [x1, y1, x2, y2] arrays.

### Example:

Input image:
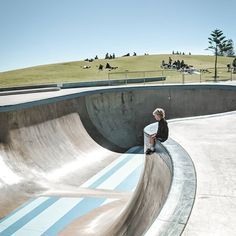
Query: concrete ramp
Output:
[[0, 101, 122, 217], [0, 100, 145, 235], [0, 84, 236, 235]]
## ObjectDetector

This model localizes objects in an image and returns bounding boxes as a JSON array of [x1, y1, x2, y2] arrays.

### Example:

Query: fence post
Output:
[[162, 77, 165, 85], [182, 72, 185, 84], [200, 71, 202, 83], [108, 72, 110, 86], [143, 71, 146, 85]]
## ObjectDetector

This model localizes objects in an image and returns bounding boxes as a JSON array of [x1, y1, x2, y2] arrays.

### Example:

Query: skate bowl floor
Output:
[[0, 83, 236, 235]]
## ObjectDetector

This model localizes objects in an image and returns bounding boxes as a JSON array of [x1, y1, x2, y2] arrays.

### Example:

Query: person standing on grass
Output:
[[232, 57, 236, 73], [146, 108, 169, 155]]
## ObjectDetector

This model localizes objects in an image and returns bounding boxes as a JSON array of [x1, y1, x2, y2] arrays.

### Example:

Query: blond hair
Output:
[[153, 108, 165, 118]]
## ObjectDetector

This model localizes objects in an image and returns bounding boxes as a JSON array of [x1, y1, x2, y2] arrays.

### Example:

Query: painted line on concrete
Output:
[[41, 197, 106, 236], [0, 197, 59, 236], [81, 146, 143, 188], [1, 197, 118, 236], [96, 153, 144, 190], [0, 197, 49, 231], [0, 226, 7, 233], [11, 198, 83, 236], [115, 164, 144, 192], [0, 147, 144, 235]]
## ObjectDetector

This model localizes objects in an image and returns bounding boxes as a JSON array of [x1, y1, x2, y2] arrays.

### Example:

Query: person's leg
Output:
[[149, 136, 156, 151], [146, 136, 156, 154]]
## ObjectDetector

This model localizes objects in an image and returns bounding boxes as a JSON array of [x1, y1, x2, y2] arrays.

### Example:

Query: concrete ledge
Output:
[[0, 87, 61, 96], [144, 123, 196, 236], [110, 142, 172, 235], [108, 134, 195, 236]]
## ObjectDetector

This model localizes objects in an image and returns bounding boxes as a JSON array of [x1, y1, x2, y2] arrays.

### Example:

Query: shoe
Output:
[[145, 148, 155, 155]]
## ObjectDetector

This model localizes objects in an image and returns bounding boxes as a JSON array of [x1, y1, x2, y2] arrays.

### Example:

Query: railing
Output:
[[108, 70, 164, 80], [108, 67, 236, 85]]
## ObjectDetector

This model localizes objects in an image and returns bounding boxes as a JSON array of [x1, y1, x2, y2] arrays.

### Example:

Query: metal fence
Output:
[[108, 67, 236, 85]]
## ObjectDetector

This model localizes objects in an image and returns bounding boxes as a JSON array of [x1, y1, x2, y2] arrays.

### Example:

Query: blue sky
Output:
[[0, 0, 235, 72]]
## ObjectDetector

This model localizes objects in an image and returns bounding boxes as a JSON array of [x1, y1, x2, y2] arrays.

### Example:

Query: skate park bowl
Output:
[[0, 84, 236, 235]]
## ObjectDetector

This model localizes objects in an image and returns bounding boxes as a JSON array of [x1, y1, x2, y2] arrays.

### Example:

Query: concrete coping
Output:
[[144, 123, 197, 235], [0, 87, 61, 96], [0, 77, 166, 95], [1, 83, 235, 112]]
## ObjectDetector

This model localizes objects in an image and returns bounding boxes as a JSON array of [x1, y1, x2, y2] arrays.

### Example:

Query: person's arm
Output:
[[156, 121, 163, 138]]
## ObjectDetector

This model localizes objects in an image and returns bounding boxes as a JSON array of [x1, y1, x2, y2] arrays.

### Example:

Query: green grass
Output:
[[0, 54, 235, 88]]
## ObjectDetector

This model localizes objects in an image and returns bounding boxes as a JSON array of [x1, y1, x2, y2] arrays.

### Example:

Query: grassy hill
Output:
[[0, 54, 234, 88]]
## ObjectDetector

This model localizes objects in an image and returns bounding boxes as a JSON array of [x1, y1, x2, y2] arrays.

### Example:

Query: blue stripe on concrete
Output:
[[41, 197, 106, 236], [134, 146, 144, 154], [115, 164, 144, 192], [0, 198, 36, 224], [0, 147, 144, 235], [89, 146, 143, 189], [0, 197, 59, 236], [126, 146, 143, 154]]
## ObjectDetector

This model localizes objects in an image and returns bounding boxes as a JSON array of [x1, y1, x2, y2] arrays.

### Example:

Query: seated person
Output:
[[146, 108, 169, 155]]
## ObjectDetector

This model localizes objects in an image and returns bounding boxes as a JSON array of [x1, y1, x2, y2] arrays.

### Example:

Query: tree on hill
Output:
[[207, 29, 233, 81], [225, 39, 235, 57], [218, 39, 235, 57]]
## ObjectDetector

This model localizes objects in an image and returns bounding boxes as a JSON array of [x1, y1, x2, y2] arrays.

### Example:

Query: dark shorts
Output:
[[157, 137, 167, 143]]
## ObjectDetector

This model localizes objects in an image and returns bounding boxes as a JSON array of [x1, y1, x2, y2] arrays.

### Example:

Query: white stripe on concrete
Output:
[[10, 228, 41, 236], [81, 146, 140, 188], [0, 225, 7, 233], [97, 154, 143, 190], [12, 198, 83, 236], [0, 197, 49, 232]]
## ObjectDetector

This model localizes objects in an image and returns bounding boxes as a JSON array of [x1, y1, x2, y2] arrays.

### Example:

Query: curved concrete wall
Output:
[[83, 84, 236, 150], [1, 85, 236, 152]]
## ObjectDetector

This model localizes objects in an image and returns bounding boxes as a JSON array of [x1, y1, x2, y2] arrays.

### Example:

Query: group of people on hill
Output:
[[161, 57, 189, 70], [82, 63, 118, 71], [122, 52, 137, 57], [161, 57, 197, 74], [83, 52, 138, 71], [98, 63, 118, 71], [105, 53, 116, 60], [85, 52, 138, 61], [172, 51, 191, 55]]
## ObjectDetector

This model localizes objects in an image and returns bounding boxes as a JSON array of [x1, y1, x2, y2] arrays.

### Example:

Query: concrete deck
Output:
[[169, 112, 236, 236], [0, 83, 235, 235]]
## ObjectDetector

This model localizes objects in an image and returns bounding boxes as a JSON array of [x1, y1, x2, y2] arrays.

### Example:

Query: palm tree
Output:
[[207, 29, 233, 81]]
